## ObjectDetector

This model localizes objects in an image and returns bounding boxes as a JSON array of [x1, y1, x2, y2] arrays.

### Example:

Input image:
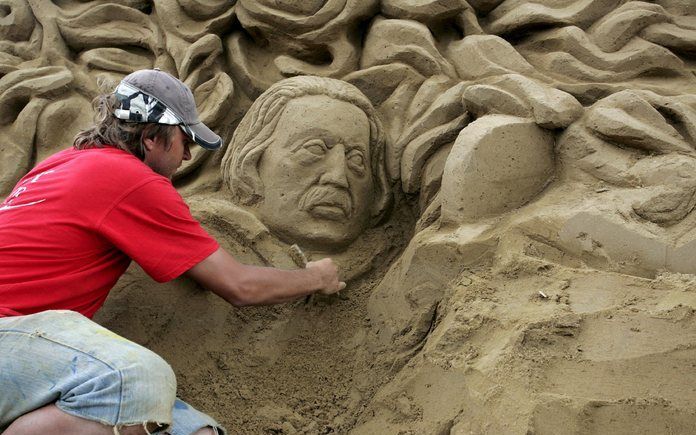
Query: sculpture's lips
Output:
[[309, 203, 348, 220]]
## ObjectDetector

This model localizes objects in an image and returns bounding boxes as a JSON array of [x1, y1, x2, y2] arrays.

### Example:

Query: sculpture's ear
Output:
[[233, 149, 266, 206], [222, 110, 282, 206]]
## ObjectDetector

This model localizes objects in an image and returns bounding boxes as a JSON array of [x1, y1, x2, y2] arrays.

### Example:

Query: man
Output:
[[0, 69, 344, 435], [220, 76, 392, 252]]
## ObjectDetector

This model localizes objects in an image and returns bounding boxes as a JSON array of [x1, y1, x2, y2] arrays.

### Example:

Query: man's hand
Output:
[[306, 258, 346, 295]]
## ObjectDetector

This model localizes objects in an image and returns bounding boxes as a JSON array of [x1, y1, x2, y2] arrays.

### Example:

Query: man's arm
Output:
[[184, 247, 346, 306]]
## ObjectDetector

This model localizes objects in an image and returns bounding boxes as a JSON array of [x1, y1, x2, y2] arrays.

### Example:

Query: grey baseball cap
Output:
[[113, 68, 222, 150]]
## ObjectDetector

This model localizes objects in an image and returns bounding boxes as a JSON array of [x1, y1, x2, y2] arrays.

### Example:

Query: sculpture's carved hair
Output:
[[221, 75, 392, 225], [73, 93, 176, 160]]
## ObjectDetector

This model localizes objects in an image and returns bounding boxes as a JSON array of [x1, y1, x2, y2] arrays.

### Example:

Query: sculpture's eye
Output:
[[302, 139, 326, 156], [347, 149, 366, 175]]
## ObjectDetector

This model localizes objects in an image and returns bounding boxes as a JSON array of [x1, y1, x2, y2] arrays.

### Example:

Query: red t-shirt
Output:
[[0, 147, 219, 318]]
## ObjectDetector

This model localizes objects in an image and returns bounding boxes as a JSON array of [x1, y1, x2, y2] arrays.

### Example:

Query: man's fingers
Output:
[[305, 257, 345, 295], [317, 281, 345, 295]]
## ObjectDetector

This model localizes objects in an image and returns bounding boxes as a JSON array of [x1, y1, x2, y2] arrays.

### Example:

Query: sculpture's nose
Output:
[[319, 144, 349, 188]]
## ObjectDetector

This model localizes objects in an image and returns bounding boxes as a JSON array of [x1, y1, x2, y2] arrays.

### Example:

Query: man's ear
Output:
[[142, 136, 157, 152]]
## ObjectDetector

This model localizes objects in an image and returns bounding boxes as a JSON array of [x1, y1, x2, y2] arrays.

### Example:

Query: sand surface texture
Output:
[[2, 0, 696, 433]]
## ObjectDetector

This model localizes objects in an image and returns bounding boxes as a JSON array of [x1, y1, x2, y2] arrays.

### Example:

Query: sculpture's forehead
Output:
[[276, 95, 370, 144]]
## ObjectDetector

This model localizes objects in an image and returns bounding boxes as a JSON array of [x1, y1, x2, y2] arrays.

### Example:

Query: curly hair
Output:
[[73, 93, 176, 160], [220, 75, 391, 225]]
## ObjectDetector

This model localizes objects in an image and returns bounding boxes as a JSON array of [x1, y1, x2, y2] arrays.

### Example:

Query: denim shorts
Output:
[[0, 310, 226, 435]]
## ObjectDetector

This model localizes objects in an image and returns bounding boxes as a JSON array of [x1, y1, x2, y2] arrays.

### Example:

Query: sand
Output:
[[2, 0, 696, 433]]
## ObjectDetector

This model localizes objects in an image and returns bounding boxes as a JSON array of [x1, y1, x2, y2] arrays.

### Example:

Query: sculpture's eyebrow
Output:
[[287, 127, 329, 147], [287, 128, 368, 153], [289, 136, 326, 152]]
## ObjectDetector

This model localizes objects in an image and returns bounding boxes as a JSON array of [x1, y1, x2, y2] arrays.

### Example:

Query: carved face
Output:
[[256, 95, 374, 251]]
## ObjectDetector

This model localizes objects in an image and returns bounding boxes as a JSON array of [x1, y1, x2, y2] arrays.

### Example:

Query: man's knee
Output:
[[58, 344, 176, 426], [120, 346, 177, 406], [0, 312, 176, 428]]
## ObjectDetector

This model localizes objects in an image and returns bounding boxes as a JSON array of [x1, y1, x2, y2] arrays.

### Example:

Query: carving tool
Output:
[[289, 244, 308, 269]]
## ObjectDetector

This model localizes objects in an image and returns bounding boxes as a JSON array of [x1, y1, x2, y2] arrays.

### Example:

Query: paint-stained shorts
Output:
[[0, 310, 226, 435]]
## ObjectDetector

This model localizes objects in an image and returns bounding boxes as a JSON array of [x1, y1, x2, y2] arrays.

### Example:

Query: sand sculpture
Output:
[[220, 76, 391, 252], [3, 0, 696, 433]]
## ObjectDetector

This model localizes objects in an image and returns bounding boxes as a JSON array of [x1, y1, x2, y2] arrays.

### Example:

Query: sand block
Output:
[[589, 2, 669, 52], [0, 67, 74, 195], [446, 35, 537, 80], [559, 210, 665, 275], [441, 115, 554, 224], [368, 224, 497, 353], [530, 395, 696, 435], [381, 0, 469, 20], [418, 143, 452, 211], [558, 210, 696, 275], [463, 84, 530, 118], [398, 81, 468, 193], [362, 18, 456, 77], [517, 24, 689, 96], [463, 74, 583, 128], [0, 67, 73, 124], [667, 230, 696, 274], [642, 22, 696, 52], [586, 91, 693, 154]]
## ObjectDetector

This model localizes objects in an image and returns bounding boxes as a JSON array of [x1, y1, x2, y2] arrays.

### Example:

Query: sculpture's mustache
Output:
[[299, 185, 352, 218]]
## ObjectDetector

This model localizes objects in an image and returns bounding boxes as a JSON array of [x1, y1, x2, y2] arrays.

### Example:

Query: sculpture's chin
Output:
[[265, 221, 357, 253]]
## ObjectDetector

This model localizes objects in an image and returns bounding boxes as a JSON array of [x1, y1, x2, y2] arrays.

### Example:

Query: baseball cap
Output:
[[112, 68, 222, 150]]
